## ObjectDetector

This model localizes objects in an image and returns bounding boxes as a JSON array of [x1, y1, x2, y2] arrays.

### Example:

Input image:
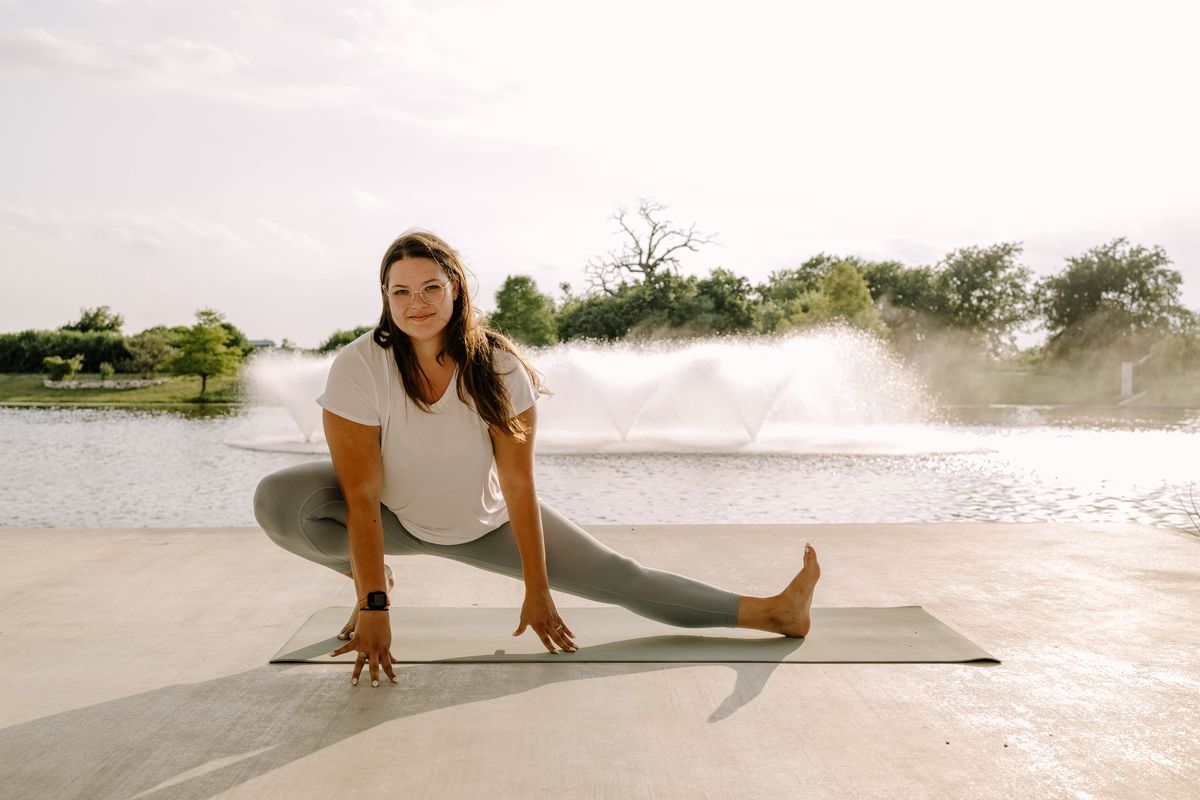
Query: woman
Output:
[[254, 229, 821, 689]]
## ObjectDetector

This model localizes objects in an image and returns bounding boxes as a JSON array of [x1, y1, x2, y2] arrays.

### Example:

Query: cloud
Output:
[[0, 28, 247, 81], [258, 218, 325, 252], [349, 189, 402, 214], [1, 204, 250, 252], [0, 27, 367, 112], [0, 18, 520, 146]]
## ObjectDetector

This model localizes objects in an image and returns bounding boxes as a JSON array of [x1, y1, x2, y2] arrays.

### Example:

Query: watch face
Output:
[[367, 591, 388, 608]]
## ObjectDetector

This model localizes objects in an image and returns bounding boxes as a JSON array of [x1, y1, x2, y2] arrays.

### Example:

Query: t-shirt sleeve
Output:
[[498, 348, 537, 417], [317, 345, 380, 426]]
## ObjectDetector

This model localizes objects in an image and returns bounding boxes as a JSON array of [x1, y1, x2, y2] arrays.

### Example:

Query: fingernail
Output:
[[351, 677, 358, 685], [372, 680, 379, 687], [390, 676, 398, 683]]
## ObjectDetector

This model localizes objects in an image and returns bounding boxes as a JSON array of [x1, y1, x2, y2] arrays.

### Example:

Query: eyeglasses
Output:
[[386, 280, 449, 307]]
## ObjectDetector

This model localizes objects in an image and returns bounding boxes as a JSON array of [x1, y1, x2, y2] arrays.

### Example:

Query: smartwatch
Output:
[[360, 590, 390, 611]]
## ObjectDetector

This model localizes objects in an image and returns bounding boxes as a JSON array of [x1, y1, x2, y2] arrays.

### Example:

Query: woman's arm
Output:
[[324, 408, 399, 685], [490, 404, 549, 591], [491, 403, 576, 653], [323, 408, 388, 602]]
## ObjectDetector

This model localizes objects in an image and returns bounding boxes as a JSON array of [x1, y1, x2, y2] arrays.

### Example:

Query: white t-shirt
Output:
[[316, 332, 537, 545]]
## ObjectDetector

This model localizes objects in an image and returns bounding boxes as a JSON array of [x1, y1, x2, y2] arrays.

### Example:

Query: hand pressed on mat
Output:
[[514, 587, 577, 653], [330, 610, 400, 687]]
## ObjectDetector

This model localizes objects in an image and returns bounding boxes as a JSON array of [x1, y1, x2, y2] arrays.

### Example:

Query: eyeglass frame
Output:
[[382, 278, 453, 308]]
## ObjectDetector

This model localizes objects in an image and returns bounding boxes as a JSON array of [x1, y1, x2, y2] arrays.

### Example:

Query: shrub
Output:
[[43, 354, 84, 381], [0, 330, 130, 372], [99, 362, 115, 380]]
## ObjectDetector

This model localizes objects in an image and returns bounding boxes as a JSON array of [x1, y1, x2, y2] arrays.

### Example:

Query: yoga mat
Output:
[[269, 605, 999, 664]]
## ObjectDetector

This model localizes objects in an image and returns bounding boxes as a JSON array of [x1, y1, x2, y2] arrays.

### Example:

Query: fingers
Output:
[[352, 651, 366, 685], [535, 619, 577, 654], [513, 607, 578, 653], [330, 644, 399, 687], [368, 653, 380, 687], [552, 626, 577, 653]]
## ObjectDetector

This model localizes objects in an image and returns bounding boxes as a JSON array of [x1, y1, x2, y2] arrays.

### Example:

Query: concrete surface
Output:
[[0, 522, 1196, 799]]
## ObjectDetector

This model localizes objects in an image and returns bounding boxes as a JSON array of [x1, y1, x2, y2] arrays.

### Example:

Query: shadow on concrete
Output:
[[0, 656, 883, 800]]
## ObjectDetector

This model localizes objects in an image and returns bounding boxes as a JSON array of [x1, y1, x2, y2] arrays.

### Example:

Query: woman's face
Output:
[[382, 256, 459, 346]]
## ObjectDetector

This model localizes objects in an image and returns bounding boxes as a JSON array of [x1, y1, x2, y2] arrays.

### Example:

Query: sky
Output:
[[2, 0, 1198, 348]]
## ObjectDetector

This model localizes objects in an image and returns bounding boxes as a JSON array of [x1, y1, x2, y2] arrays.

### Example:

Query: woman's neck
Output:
[[410, 336, 451, 372]]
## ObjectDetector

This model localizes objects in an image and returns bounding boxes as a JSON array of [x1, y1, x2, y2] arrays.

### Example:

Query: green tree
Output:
[[755, 254, 868, 334], [170, 309, 242, 396], [556, 282, 652, 341], [137, 324, 191, 348], [1036, 237, 1189, 359], [757, 254, 850, 304], [763, 261, 883, 335], [821, 261, 884, 332], [690, 268, 756, 334], [219, 320, 252, 359], [60, 305, 124, 333], [124, 329, 176, 376], [859, 260, 940, 352], [318, 325, 373, 353], [489, 276, 558, 346], [862, 260, 936, 311], [930, 243, 1034, 355]]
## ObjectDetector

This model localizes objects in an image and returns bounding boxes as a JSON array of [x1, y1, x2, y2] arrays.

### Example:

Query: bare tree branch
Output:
[[583, 197, 719, 292]]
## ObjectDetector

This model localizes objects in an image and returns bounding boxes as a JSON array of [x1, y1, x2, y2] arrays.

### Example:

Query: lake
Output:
[[2, 404, 1197, 533]]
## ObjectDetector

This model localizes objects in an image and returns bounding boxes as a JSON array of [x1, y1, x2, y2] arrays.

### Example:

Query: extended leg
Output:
[[425, 502, 750, 629]]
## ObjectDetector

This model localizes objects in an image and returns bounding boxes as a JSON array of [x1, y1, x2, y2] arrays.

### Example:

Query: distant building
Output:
[[248, 339, 277, 349]]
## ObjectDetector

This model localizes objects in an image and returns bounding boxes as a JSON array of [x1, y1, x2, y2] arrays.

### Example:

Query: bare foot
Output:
[[338, 563, 395, 640], [773, 543, 821, 638]]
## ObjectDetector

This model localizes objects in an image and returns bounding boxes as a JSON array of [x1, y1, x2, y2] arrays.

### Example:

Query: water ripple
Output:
[[1, 405, 1198, 534]]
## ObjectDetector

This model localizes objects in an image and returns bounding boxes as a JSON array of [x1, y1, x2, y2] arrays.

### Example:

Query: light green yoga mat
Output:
[[269, 605, 999, 664]]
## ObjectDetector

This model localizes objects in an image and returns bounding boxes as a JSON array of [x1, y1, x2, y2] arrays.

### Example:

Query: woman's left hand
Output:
[[513, 588, 577, 653]]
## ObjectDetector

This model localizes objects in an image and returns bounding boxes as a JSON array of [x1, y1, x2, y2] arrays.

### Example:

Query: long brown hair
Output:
[[372, 229, 547, 441]]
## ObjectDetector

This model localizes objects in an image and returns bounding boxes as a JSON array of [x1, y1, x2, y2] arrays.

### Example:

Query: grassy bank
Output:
[[0, 373, 244, 405], [921, 364, 1200, 407], [3, 364, 1198, 409]]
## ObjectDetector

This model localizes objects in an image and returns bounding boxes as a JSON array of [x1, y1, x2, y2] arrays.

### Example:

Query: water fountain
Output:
[[529, 326, 961, 454], [234, 349, 335, 453], [234, 325, 983, 455]]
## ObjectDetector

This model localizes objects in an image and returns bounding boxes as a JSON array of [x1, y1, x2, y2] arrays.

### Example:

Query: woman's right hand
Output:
[[330, 611, 399, 687]]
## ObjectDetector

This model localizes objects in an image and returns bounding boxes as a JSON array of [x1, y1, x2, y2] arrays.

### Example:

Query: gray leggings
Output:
[[253, 460, 741, 628]]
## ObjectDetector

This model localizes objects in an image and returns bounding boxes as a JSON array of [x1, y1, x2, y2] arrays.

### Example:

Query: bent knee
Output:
[[253, 470, 292, 539], [252, 462, 337, 539]]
